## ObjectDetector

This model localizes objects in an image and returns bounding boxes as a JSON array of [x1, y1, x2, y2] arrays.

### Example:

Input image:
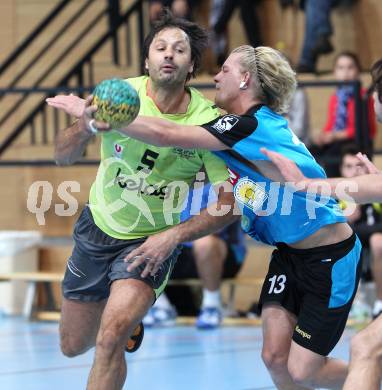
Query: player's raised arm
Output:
[[53, 96, 110, 165], [119, 116, 228, 151]]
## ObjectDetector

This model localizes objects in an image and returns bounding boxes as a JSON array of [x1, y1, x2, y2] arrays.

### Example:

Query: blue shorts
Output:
[[62, 207, 181, 302]]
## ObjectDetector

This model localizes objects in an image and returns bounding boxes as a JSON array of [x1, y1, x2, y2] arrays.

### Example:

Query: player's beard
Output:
[[154, 67, 189, 89]]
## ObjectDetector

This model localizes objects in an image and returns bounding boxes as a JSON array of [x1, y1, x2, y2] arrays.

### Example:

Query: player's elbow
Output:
[[54, 147, 75, 166], [54, 151, 70, 166]]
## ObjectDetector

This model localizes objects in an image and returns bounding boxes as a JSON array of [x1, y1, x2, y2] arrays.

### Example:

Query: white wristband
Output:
[[87, 119, 98, 135]]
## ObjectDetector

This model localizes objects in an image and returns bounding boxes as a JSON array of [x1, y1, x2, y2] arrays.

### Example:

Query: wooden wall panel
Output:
[[0, 1, 15, 65], [0, 166, 97, 235]]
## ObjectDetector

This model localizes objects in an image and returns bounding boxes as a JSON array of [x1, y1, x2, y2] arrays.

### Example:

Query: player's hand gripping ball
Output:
[[92, 78, 140, 129]]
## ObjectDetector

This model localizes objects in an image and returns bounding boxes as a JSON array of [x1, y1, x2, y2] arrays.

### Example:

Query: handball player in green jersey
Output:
[[47, 11, 236, 390]]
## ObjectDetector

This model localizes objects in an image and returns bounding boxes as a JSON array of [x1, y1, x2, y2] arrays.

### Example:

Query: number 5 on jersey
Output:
[[137, 149, 159, 171]]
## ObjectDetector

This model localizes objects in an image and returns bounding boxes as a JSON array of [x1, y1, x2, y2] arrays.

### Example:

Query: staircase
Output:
[[0, 0, 147, 161]]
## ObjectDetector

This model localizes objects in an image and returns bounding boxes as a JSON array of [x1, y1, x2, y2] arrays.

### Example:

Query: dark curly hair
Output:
[[371, 59, 382, 103], [142, 9, 208, 81]]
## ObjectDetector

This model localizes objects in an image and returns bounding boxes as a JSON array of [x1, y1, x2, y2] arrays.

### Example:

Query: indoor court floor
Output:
[[0, 317, 359, 390]]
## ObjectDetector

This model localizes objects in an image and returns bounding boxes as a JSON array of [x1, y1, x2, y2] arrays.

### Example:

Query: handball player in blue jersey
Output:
[[83, 45, 361, 389]]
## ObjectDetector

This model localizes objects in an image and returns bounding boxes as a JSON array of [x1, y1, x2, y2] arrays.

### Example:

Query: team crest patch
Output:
[[114, 143, 124, 158], [234, 178, 268, 212], [211, 115, 239, 133]]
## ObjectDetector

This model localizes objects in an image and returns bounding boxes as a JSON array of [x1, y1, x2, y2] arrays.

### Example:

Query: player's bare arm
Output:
[[125, 183, 239, 278], [52, 96, 110, 165], [261, 147, 382, 204], [120, 116, 229, 151]]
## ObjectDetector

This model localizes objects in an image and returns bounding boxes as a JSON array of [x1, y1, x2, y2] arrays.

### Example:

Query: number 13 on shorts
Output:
[[268, 274, 287, 294]]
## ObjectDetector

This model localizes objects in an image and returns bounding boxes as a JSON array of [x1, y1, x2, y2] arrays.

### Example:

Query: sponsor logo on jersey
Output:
[[171, 147, 196, 159], [114, 167, 171, 200], [114, 143, 124, 158], [295, 325, 311, 339], [211, 115, 239, 133], [227, 167, 240, 186], [234, 178, 268, 212]]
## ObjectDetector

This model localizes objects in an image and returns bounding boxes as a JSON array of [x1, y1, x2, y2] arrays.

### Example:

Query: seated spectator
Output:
[[143, 182, 247, 329], [149, 0, 197, 23], [339, 144, 382, 319], [309, 52, 376, 177]]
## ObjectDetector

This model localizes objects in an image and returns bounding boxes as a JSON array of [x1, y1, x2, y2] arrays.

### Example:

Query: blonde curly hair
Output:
[[231, 45, 297, 114]]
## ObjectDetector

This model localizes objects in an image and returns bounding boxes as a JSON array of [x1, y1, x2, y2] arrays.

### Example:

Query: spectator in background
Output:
[[297, 0, 335, 73], [149, 0, 197, 23], [209, 0, 228, 67], [309, 51, 376, 177], [144, 182, 247, 329], [340, 143, 382, 321], [213, 0, 263, 50], [286, 87, 311, 146]]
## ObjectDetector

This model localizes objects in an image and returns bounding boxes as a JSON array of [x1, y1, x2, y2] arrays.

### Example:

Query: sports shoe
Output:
[[125, 322, 144, 353], [143, 306, 177, 328], [196, 307, 222, 330]]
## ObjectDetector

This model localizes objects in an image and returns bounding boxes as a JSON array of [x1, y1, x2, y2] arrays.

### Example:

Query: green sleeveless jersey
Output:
[[88, 76, 229, 239]]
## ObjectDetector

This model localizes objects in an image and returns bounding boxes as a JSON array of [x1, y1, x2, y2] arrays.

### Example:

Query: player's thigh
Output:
[[260, 250, 298, 357], [98, 246, 181, 342], [262, 304, 297, 357], [288, 340, 327, 380], [60, 297, 107, 347]]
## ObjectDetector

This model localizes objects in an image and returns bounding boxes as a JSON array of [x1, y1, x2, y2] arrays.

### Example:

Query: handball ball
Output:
[[92, 78, 140, 129]]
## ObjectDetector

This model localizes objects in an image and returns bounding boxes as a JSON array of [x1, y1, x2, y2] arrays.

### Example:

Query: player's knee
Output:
[[288, 362, 314, 388], [351, 330, 374, 361], [193, 236, 225, 262], [60, 335, 87, 358], [96, 321, 128, 357], [261, 347, 288, 372]]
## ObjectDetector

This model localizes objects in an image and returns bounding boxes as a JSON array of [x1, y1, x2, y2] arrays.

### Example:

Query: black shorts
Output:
[[259, 233, 362, 356], [62, 207, 181, 302], [170, 244, 242, 279]]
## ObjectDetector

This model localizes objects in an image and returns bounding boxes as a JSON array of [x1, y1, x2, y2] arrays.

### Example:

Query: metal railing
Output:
[[0, 79, 373, 166]]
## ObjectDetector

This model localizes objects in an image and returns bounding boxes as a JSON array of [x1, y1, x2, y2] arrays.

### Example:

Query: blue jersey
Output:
[[180, 183, 247, 264], [202, 104, 346, 246]]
